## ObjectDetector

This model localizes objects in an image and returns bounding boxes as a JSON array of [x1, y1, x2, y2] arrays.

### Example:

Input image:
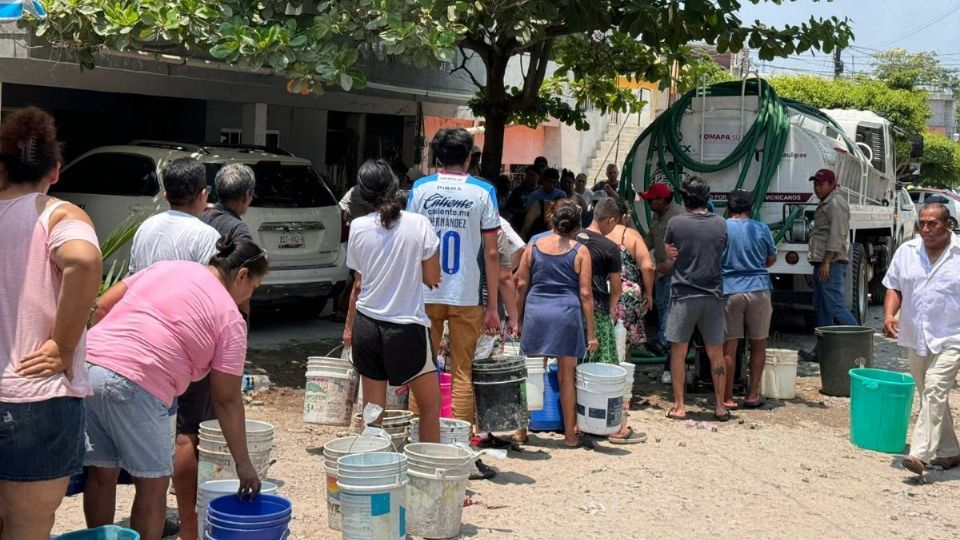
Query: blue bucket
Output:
[[529, 363, 563, 431], [56, 525, 140, 540], [205, 494, 292, 540]]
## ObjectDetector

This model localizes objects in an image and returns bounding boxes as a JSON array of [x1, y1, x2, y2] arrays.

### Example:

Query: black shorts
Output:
[[176, 374, 215, 435], [352, 312, 435, 386]]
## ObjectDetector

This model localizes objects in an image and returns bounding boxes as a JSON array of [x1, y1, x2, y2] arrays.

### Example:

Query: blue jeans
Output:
[[812, 262, 858, 327], [655, 275, 672, 346]]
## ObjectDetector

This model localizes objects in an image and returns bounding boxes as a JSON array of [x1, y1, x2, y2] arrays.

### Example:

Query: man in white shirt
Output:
[[129, 157, 221, 273], [128, 156, 222, 540], [883, 203, 960, 475]]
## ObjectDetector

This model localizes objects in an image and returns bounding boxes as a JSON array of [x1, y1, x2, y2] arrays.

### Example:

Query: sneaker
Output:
[[470, 459, 497, 480], [660, 371, 672, 384]]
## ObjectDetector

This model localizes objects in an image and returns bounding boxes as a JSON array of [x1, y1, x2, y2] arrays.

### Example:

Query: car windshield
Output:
[[205, 161, 336, 208]]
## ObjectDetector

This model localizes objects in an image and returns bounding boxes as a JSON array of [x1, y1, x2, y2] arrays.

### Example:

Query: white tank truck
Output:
[[621, 77, 922, 328]]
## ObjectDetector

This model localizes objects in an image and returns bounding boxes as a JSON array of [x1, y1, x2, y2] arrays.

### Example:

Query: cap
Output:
[[809, 169, 836, 183], [728, 189, 753, 209], [640, 182, 673, 200]]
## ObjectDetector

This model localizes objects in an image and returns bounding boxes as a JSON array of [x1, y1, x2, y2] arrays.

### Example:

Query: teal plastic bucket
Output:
[[849, 368, 915, 453], [57, 525, 140, 540]]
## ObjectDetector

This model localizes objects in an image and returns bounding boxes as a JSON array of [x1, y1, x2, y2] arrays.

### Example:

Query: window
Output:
[[205, 161, 336, 208], [53, 153, 159, 196], [265, 130, 280, 149], [220, 129, 241, 145]]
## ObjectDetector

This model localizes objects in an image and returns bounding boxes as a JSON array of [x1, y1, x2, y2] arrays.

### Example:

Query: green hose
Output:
[[619, 79, 818, 244]]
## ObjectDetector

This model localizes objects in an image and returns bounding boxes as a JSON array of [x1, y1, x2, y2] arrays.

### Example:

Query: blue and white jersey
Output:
[[407, 172, 500, 306]]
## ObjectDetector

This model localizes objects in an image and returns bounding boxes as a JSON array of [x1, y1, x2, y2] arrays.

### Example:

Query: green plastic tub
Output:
[[849, 368, 915, 453]]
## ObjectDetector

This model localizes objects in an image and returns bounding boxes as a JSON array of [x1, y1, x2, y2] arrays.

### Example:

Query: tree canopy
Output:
[[29, 1, 854, 179], [871, 48, 960, 94]]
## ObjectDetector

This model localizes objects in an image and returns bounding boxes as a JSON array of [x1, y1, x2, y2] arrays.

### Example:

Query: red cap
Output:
[[640, 182, 673, 200], [809, 169, 836, 183]]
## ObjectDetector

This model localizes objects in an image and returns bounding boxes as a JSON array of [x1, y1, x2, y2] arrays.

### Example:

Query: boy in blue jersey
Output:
[[407, 128, 501, 440]]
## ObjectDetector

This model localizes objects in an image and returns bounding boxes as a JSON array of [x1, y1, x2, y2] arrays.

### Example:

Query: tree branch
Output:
[[460, 36, 491, 66], [512, 38, 553, 108], [451, 46, 485, 89]]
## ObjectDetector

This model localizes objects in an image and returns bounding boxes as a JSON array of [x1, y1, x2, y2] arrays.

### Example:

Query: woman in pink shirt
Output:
[[0, 108, 103, 540], [83, 237, 267, 540]]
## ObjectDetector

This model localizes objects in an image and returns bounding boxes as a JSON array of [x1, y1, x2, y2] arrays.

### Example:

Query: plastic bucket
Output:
[[575, 363, 625, 436], [408, 418, 472, 446], [322, 436, 392, 531], [529, 362, 563, 431], [439, 372, 453, 418], [619, 362, 636, 402], [760, 349, 799, 399], [816, 326, 874, 397], [473, 356, 528, 432], [197, 480, 278, 538], [525, 357, 545, 411], [337, 453, 408, 540], [404, 443, 472, 539], [849, 368, 915, 453], [205, 494, 291, 540], [198, 420, 273, 484], [56, 525, 141, 539], [303, 356, 358, 425]]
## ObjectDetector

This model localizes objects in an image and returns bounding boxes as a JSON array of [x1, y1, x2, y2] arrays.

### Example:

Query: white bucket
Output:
[[619, 362, 636, 401], [357, 383, 410, 410], [525, 357, 545, 411], [196, 479, 278, 538], [575, 363, 626, 436], [408, 418, 471, 446], [337, 453, 408, 540], [761, 348, 799, 400], [323, 436, 393, 531], [403, 443, 472, 539], [304, 357, 358, 425], [197, 420, 273, 484]]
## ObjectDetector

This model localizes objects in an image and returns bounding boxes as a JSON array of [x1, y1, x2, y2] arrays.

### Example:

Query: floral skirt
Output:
[[615, 279, 648, 348]]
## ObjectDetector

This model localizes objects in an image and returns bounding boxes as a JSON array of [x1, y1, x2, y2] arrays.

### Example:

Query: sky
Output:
[[734, 0, 960, 77]]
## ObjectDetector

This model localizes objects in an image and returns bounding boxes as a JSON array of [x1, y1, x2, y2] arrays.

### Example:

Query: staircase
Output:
[[585, 119, 647, 184]]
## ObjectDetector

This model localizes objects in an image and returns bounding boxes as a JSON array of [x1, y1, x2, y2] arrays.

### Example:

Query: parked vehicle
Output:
[[50, 141, 349, 310], [907, 187, 960, 230], [624, 79, 922, 325]]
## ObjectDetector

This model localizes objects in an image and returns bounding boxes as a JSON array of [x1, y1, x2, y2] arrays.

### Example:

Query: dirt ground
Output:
[[52, 306, 960, 539]]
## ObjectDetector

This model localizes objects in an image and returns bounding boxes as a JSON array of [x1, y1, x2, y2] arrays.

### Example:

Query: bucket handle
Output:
[[863, 381, 879, 390], [855, 357, 867, 368]]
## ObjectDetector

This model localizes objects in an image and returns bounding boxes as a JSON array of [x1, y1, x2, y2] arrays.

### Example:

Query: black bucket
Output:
[[816, 325, 874, 397], [472, 356, 528, 433]]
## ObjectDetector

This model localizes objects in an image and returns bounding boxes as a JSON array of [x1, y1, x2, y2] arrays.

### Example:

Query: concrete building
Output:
[[926, 92, 956, 137]]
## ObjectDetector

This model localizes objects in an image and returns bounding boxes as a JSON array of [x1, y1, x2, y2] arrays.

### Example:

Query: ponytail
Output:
[[355, 159, 402, 229]]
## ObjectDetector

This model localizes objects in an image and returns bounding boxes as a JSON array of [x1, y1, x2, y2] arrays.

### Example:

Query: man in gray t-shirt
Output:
[[662, 177, 730, 422]]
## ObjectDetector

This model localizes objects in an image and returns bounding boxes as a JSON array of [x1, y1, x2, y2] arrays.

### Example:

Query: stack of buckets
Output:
[[619, 362, 635, 408], [408, 418, 472, 446], [197, 480, 278, 538], [351, 410, 414, 451], [204, 493, 291, 539], [404, 443, 473, 539], [304, 356, 358, 425], [337, 452, 408, 540], [197, 420, 274, 483], [575, 363, 626, 436], [323, 436, 393, 531], [472, 356, 529, 432], [439, 372, 453, 418]]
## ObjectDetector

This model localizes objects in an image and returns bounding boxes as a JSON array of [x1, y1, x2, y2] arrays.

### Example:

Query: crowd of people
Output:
[[3, 107, 955, 539]]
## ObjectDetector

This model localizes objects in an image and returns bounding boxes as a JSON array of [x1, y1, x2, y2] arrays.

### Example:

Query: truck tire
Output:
[[846, 243, 868, 324], [868, 274, 886, 306]]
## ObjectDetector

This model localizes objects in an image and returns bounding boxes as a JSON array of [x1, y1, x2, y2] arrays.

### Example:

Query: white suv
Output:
[[50, 141, 349, 309]]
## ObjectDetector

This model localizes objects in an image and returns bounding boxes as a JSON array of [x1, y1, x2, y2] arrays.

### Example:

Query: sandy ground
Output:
[[52, 306, 960, 539]]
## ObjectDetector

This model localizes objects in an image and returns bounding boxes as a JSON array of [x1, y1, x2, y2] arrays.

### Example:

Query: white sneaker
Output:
[[660, 371, 672, 384]]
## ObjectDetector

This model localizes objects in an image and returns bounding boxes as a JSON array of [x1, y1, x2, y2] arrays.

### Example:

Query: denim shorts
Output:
[[84, 364, 174, 478], [666, 296, 727, 346], [0, 397, 85, 481]]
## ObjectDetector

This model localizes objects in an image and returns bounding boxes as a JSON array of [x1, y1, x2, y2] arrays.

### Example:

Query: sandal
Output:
[[743, 397, 765, 409], [714, 411, 732, 422], [666, 408, 688, 421], [609, 426, 647, 445], [902, 456, 927, 475], [723, 401, 739, 410]]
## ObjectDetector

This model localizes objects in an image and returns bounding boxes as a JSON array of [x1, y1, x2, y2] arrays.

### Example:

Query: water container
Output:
[[849, 368, 915, 453], [56, 526, 140, 540], [322, 436, 392, 531], [337, 453, 408, 540], [404, 443, 472, 539], [439, 372, 453, 418], [205, 494, 291, 540], [525, 357, 545, 411], [408, 418, 472, 446], [198, 420, 274, 484], [472, 356, 528, 433], [575, 363, 626, 436], [619, 362, 636, 405], [529, 363, 563, 432], [614, 320, 628, 364], [816, 326, 874, 397], [197, 480, 278, 538], [303, 356, 358, 425], [760, 349, 799, 399]]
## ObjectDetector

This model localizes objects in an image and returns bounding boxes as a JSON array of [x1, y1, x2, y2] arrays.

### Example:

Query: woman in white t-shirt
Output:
[[343, 159, 443, 442]]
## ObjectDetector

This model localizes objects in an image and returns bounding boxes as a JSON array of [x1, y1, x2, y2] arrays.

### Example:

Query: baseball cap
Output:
[[640, 182, 673, 200], [809, 169, 836, 183]]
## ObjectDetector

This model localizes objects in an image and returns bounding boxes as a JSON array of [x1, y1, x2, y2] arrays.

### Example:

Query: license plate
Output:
[[278, 232, 304, 249]]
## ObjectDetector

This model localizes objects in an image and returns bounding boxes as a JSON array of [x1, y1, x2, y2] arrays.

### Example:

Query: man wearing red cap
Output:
[[641, 182, 685, 374], [808, 168, 858, 329]]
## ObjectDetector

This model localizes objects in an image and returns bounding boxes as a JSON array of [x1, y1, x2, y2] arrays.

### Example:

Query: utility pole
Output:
[[834, 48, 844, 79]]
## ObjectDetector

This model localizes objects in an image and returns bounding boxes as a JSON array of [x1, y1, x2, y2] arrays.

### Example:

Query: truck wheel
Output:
[[868, 274, 886, 306], [847, 244, 868, 324]]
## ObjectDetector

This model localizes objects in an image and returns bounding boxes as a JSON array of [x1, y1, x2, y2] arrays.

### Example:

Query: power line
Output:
[[874, 4, 960, 48]]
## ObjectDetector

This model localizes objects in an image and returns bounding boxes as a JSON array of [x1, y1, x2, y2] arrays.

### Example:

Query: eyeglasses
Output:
[[241, 251, 268, 267]]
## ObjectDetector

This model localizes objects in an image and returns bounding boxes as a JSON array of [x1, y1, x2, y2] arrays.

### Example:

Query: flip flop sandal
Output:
[[902, 456, 927, 475], [666, 408, 688, 421], [714, 411, 732, 422], [723, 401, 739, 410], [609, 426, 647, 445], [743, 398, 765, 409]]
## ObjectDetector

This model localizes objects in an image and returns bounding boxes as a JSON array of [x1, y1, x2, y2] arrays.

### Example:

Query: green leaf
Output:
[[339, 72, 353, 91], [209, 42, 238, 59]]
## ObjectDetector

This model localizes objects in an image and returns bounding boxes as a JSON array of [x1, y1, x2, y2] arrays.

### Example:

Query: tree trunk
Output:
[[479, 110, 509, 182]]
